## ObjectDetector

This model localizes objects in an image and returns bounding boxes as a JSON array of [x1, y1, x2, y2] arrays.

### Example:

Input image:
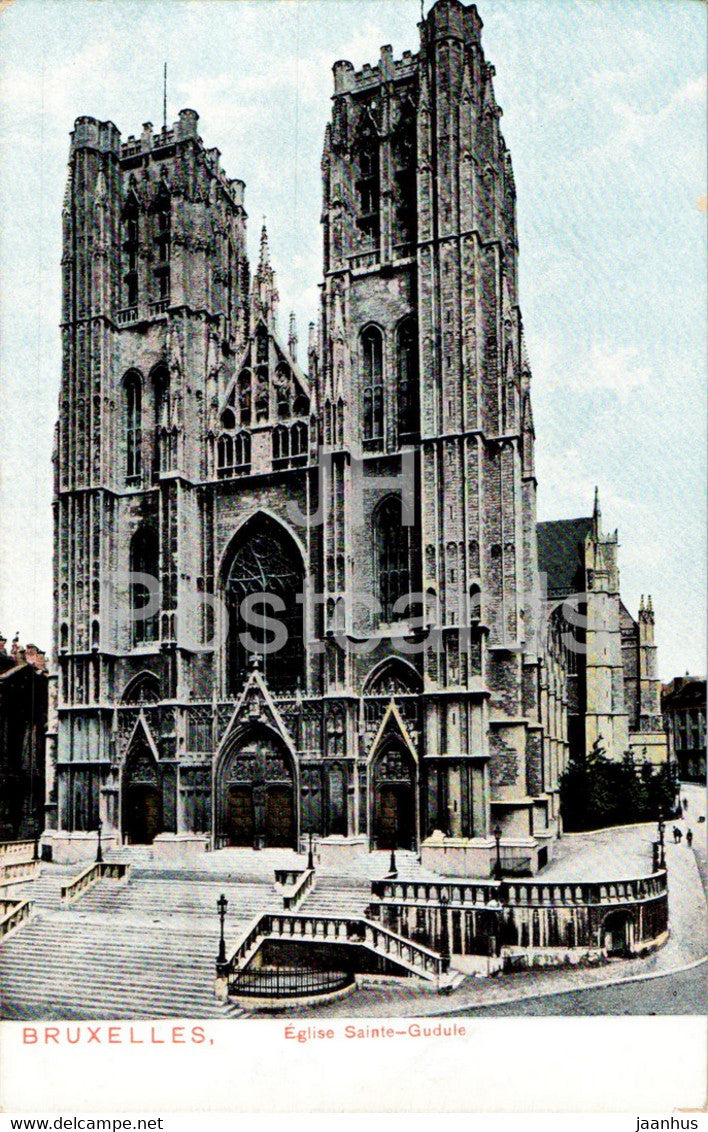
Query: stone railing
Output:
[[224, 912, 447, 986], [116, 307, 138, 325], [61, 861, 131, 906], [348, 250, 379, 272], [500, 871, 667, 908], [0, 898, 32, 941], [0, 840, 37, 865], [371, 872, 667, 911], [281, 869, 315, 911], [0, 859, 41, 887], [273, 868, 305, 888], [372, 878, 501, 906]]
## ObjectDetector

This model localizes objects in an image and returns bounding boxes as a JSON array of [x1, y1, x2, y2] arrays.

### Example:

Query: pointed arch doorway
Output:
[[371, 742, 417, 850], [122, 743, 163, 845], [216, 726, 297, 849]]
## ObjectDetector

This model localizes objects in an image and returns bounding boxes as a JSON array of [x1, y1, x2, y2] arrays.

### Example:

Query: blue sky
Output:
[[0, 0, 705, 679]]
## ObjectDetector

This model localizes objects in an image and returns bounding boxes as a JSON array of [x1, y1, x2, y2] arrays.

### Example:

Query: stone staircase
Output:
[[1, 849, 466, 1017], [0, 914, 248, 1020]]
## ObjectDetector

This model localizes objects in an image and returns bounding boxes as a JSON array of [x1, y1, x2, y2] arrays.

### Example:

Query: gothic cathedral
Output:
[[50, 0, 656, 873]]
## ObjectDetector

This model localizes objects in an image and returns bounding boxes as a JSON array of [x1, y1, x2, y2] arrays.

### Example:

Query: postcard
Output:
[[0, 0, 706, 1118]]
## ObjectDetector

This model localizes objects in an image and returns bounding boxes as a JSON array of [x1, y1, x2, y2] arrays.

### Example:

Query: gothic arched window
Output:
[[151, 364, 170, 476], [217, 434, 234, 478], [356, 115, 380, 248], [122, 194, 139, 309], [225, 515, 305, 695], [272, 424, 290, 467], [124, 371, 142, 482], [234, 431, 251, 473], [130, 526, 159, 645], [361, 326, 384, 447], [291, 421, 308, 464], [392, 100, 417, 251], [397, 318, 419, 441], [374, 496, 412, 624], [152, 185, 171, 302]]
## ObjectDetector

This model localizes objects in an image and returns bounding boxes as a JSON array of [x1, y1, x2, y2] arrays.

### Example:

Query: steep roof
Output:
[[536, 516, 593, 599]]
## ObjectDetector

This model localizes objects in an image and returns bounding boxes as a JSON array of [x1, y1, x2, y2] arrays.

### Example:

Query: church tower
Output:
[[51, 110, 250, 842], [319, 0, 556, 867]]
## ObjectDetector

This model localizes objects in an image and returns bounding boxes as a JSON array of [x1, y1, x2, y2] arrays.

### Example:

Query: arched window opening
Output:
[[324, 399, 333, 446], [221, 407, 236, 431], [225, 515, 305, 695], [291, 421, 308, 465], [392, 101, 417, 253], [152, 365, 170, 477], [356, 116, 380, 248], [361, 326, 384, 448], [397, 319, 419, 441], [238, 371, 252, 425], [468, 583, 482, 623], [122, 671, 162, 704], [130, 526, 159, 645], [122, 194, 139, 309], [293, 391, 309, 417], [375, 496, 412, 625], [152, 186, 171, 302], [234, 431, 251, 474], [218, 434, 234, 478], [124, 372, 142, 483], [272, 424, 290, 468]]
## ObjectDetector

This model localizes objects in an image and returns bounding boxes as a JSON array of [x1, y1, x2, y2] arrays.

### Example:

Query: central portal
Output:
[[217, 727, 296, 849]]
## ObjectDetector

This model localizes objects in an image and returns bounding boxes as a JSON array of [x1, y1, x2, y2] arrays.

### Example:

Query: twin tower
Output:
[[49, 1, 654, 871]]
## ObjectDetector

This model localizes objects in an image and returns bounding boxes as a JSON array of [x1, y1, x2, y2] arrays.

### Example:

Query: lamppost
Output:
[[493, 825, 503, 880], [439, 893, 450, 973], [389, 838, 398, 877], [95, 820, 103, 865], [307, 830, 314, 871], [217, 893, 228, 967], [657, 816, 666, 870]]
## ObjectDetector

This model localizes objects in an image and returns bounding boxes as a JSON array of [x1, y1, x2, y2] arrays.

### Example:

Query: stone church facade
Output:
[[46, 0, 663, 871]]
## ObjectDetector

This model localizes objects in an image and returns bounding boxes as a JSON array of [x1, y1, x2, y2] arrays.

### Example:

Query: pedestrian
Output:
[[676, 828, 683, 843], [672, 826, 679, 843], [683, 796, 688, 811], [686, 829, 693, 848]]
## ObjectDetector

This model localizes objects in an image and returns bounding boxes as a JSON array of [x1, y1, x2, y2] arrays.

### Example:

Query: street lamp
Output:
[[439, 893, 450, 973], [217, 893, 228, 967], [307, 830, 314, 871], [657, 816, 666, 870], [389, 837, 398, 877], [493, 825, 503, 880], [95, 820, 103, 865]]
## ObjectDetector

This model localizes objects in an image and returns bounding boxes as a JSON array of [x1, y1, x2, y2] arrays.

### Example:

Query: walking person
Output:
[[686, 829, 693, 848]]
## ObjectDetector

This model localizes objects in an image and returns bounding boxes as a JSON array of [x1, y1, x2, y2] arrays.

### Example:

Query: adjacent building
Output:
[[538, 490, 668, 768], [0, 634, 49, 840], [662, 676, 706, 782]]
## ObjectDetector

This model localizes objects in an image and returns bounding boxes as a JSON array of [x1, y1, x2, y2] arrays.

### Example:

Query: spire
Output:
[[288, 312, 298, 363], [251, 221, 279, 333], [593, 486, 602, 538]]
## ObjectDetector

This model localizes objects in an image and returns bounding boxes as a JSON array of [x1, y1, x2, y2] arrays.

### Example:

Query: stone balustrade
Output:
[[0, 860, 40, 887], [281, 869, 316, 911], [61, 861, 131, 906], [0, 898, 32, 941], [371, 870, 667, 911], [224, 911, 447, 986], [0, 840, 36, 865]]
